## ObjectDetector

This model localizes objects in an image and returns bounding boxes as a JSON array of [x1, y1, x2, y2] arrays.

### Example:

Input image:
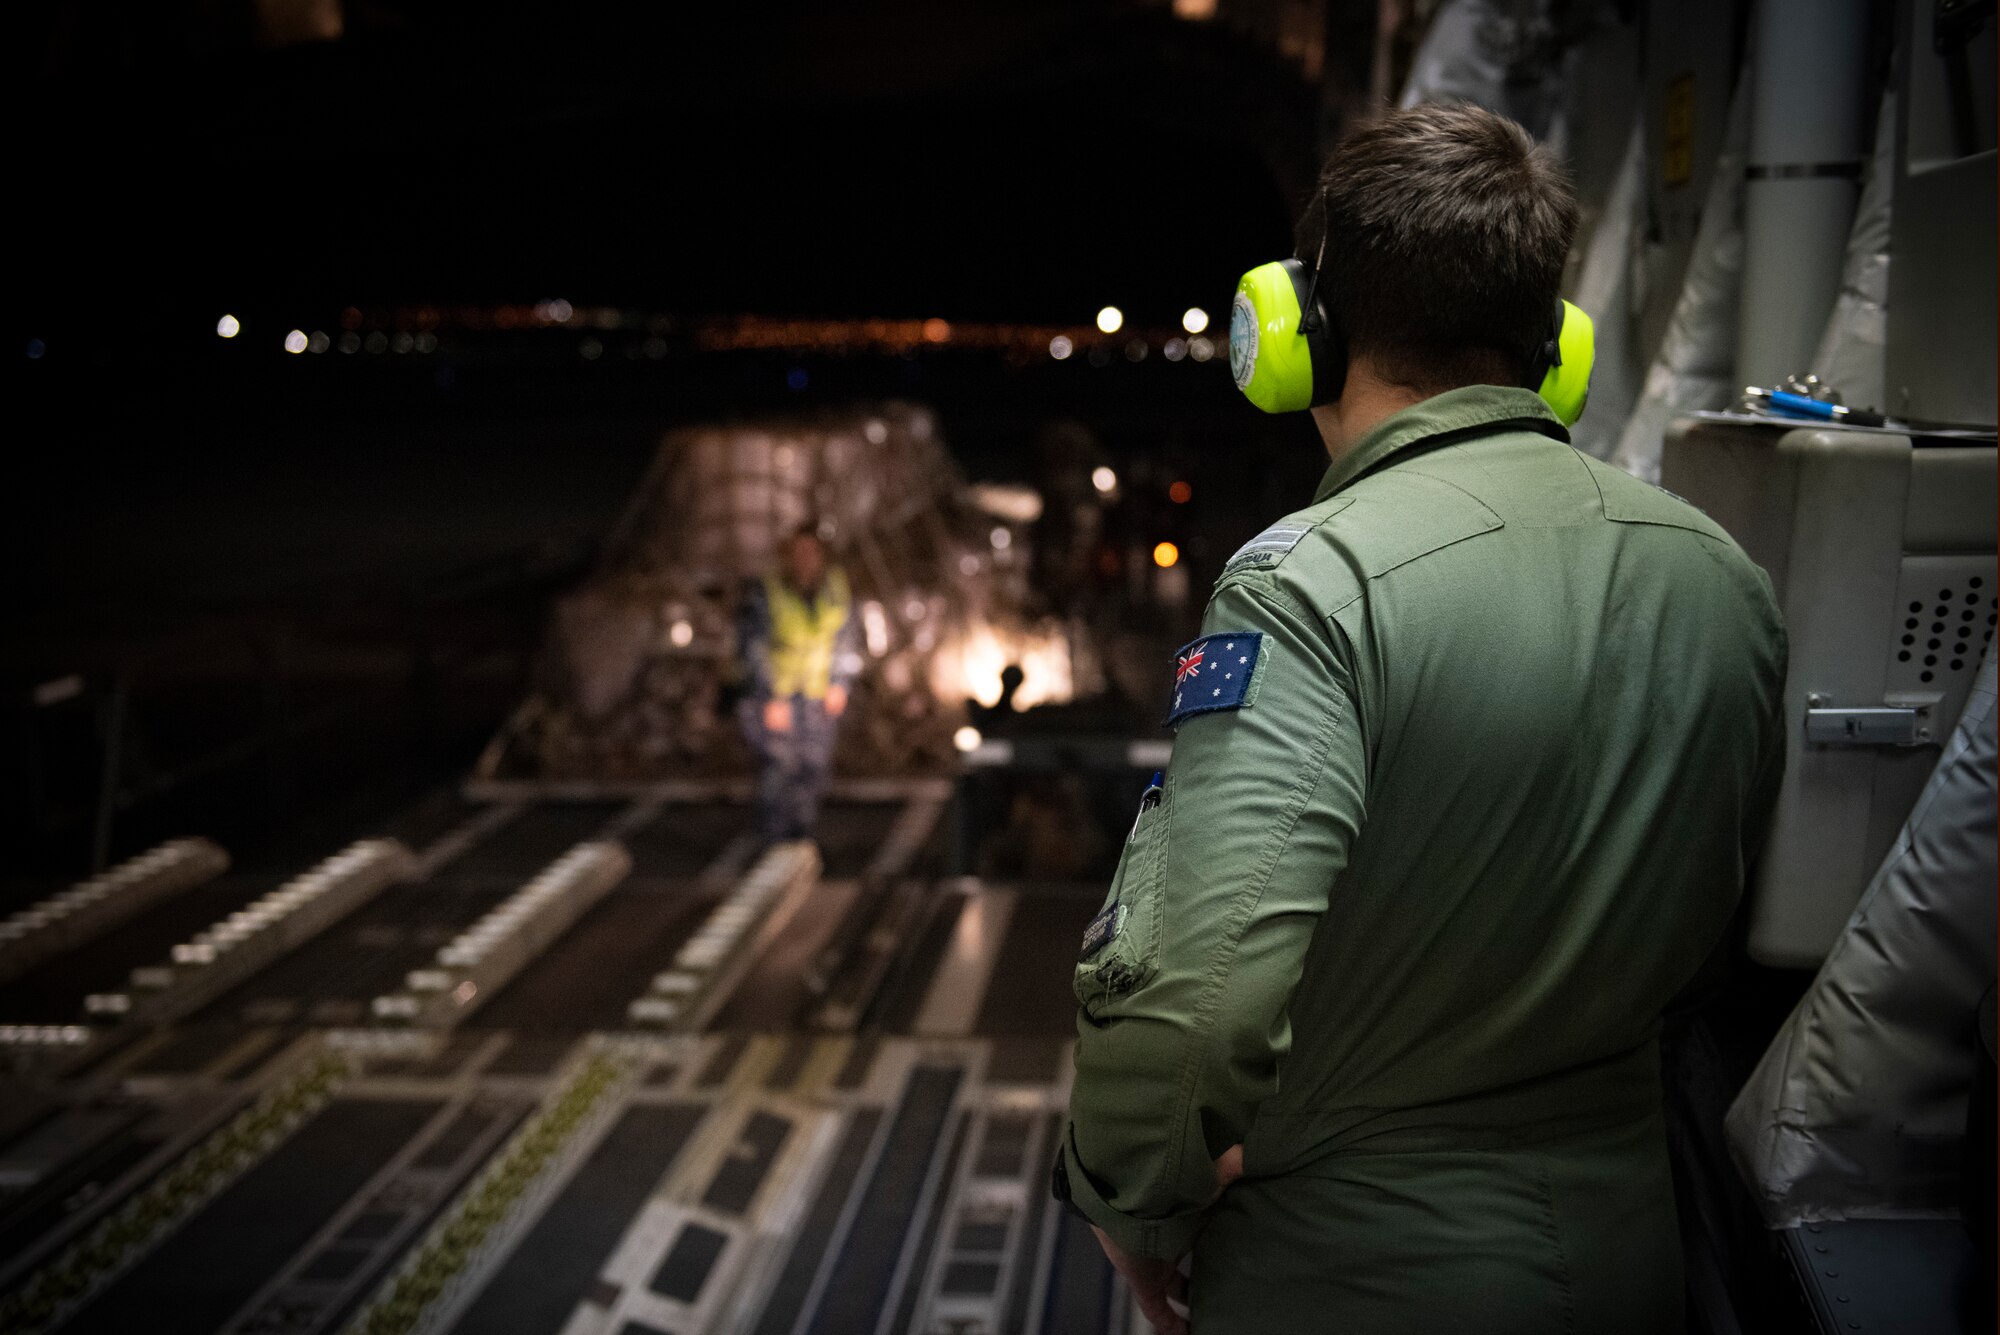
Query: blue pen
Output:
[[1131, 771, 1165, 838], [1746, 387, 1888, 428]]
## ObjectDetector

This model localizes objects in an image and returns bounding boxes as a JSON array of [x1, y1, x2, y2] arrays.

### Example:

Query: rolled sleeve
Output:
[[1062, 576, 1369, 1257]]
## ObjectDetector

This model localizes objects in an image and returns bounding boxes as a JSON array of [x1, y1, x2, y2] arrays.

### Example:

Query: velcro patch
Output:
[[1222, 523, 1313, 577], [1079, 902, 1126, 961], [1165, 632, 1262, 728]]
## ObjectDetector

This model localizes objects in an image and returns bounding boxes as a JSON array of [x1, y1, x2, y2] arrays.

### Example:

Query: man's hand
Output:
[[763, 697, 793, 734], [1087, 1144, 1245, 1334], [1091, 1226, 1190, 1335], [824, 683, 849, 718]]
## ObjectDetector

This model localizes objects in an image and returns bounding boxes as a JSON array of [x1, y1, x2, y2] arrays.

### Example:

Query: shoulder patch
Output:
[[1165, 632, 1262, 728], [1220, 497, 1354, 578], [1222, 523, 1313, 577]]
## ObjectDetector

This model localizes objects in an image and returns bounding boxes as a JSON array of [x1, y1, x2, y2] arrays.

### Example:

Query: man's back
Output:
[[1062, 387, 1786, 1333], [1248, 389, 1787, 1165]]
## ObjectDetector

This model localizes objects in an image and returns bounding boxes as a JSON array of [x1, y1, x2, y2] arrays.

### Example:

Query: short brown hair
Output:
[[1296, 102, 1578, 396]]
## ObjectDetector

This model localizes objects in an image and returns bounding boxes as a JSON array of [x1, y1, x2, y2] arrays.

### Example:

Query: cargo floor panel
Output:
[[619, 802, 753, 878], [447, 1103, 705, 1335], [375, 790, 487, 852], [434, 802, 624, 879], [471, 882, 716, 1033], [975, 887, 1101, 1039], [813, 801, 907, 879], [67, 1097, 441, 1335], [709, 879, 862, 1030]]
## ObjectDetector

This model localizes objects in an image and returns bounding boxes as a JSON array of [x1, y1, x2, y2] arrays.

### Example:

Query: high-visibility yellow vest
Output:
[[762, 567, 851, 699]]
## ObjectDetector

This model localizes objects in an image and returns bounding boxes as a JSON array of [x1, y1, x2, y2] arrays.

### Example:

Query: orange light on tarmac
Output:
[[1153, 542, 1180, 568]]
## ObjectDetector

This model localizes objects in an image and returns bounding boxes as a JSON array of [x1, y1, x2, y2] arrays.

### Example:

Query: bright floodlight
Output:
[[283, 329, 308, 354], [953, 726, 983, 753], [216, 314, 241, 339], [1153, 541, 1180, 569], [668, 620, 694, 647], [1182, 306, 1209, 334], [1091, 466, 1117, 495], [1095, 306, 1124, 335]]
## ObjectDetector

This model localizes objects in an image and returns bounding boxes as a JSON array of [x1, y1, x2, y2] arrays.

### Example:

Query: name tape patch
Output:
[[1165, 632, 1263, 728], [1079, 901, 1126, 961]]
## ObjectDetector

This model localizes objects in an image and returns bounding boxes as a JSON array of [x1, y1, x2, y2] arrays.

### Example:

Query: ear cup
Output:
[[1536, 300, 1595, 428], [1281, 258, 1345, 406], [1229, 259, 1344, 414]]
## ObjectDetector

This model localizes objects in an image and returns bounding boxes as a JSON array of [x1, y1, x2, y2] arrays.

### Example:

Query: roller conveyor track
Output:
[[0, 793, 1137, 1335], [191, 803, 632, 1027]]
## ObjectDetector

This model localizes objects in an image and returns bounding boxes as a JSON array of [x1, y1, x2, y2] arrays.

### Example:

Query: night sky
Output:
[[24, 4, 1307, 339]]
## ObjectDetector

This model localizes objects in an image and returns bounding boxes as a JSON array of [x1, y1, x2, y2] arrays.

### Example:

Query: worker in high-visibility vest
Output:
[[737, 528, 861, 841]]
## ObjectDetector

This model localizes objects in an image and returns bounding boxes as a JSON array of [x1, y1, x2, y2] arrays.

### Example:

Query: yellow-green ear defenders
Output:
[[1228, 255, 1596, 427]]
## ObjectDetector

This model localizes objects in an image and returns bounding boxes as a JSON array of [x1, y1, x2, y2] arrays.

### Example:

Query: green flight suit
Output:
[[1060, 385, 1787, 1333]]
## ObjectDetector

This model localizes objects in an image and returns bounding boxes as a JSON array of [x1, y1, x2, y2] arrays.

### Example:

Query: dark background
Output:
[[10, 1, 1348, 882]]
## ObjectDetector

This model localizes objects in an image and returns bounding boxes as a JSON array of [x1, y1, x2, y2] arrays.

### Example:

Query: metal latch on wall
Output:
[[1803, 693, 1934, 746]]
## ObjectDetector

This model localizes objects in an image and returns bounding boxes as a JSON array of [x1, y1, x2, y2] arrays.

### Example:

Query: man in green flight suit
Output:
[[1056, 104, 1787, 1333]]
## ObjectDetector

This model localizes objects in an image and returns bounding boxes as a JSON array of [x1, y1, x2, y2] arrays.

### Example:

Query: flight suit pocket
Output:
[[1074, 799, 1169, 1016]]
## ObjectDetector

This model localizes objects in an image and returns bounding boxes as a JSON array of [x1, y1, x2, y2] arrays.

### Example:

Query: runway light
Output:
[[283, 329, 308, 354], [1169, 480, 1192, 504], [1163, 338, 1187, 362], [923, 318, 951, 343], [216, 314, 242, 339], [954, 726, 983, 753], [1188, 336, 1216, 362], [307, 331, 331, 354], [1153, 541, 1180, 568], [1182, 306, 1209, 334], [1091, 466, 1118, 495], [668, 620, 694, 647], [990, 526, 1012, 550], [1096, 306, 1124, 335], [1048, 335, 1073, 360]]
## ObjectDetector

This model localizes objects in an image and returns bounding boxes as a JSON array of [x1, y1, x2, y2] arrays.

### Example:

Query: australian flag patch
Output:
[[1165, 632, 1262, 728]]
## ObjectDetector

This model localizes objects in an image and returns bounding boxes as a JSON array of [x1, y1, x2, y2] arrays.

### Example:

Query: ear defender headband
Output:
[[1529, 299, 1594, 428], [1229, 244, 1597, 427]]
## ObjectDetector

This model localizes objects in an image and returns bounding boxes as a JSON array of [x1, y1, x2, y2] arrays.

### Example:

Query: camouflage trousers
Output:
[[739, 694, 836, 842]]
